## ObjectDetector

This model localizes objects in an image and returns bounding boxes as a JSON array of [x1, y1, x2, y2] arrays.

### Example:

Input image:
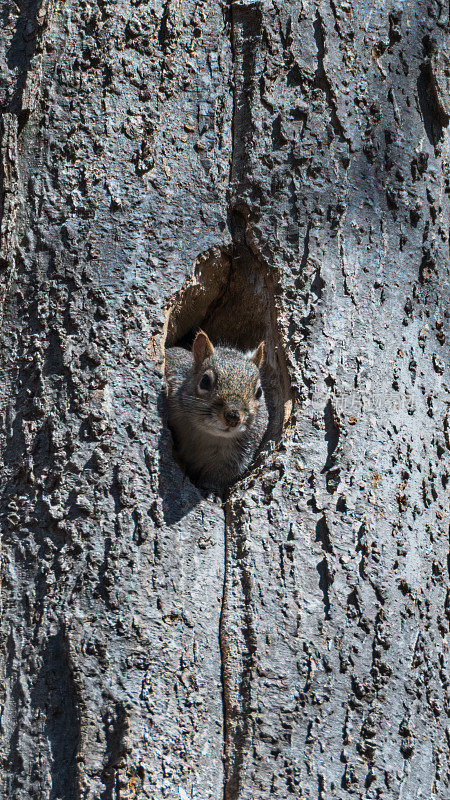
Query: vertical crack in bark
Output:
[[299, 219, 312, 274], [221, 7, 293, 795], [100, 701, 128, 800], [220, 498, 257, 800], [5, 0, 53, 122], [229, 1, 263, 189], [228, 1, 237, 191], [0, 114, 18, 324], [0, 0, 55, 325], [313, 11, 348, 143], [219, 500, 231, 800], [221, 7, 260, 795]]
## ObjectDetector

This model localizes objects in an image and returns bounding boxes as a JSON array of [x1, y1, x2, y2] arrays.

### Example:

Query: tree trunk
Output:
[[1, 1, 449, 799]]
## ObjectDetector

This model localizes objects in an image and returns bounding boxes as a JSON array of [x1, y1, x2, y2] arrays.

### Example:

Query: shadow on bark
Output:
[[5, 0, 46, 119], [32, 631, 80, 800]]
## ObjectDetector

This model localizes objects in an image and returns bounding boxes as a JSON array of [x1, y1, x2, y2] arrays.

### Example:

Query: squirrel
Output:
[[164, 330, 269, 491]]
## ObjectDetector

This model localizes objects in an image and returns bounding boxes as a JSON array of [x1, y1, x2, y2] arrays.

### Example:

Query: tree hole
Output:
[[162, 236, 292, 484]]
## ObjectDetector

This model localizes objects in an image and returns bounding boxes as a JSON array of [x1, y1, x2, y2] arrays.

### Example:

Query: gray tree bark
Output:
[[0, 1, 449, 799]]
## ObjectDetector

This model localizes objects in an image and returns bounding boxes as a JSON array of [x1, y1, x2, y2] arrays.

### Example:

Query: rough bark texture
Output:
[[0, 1, 449, 799]]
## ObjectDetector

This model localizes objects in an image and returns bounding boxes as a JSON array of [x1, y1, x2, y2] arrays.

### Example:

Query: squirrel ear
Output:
[[192, 330, 214, 365], [251, 341, 265, 369]]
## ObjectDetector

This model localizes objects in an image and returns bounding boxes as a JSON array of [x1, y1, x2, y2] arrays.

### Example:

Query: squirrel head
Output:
[[191, 331, 265, 438]]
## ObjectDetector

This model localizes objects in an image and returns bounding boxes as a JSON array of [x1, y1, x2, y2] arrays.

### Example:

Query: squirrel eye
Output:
[[255, 385, 263, 400], [199, 372, 214, 392]]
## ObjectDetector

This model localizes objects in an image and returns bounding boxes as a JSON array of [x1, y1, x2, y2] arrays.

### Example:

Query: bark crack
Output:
[[313, 11, 349, 143], [0, 115, 18, 324], [0, 0, 55, 325], [4, 0, 52, 121], [229, 1, 263, 190], [219, 8, 294, 794], [219, 500, 232, 800], [220, 498, 257, 800]]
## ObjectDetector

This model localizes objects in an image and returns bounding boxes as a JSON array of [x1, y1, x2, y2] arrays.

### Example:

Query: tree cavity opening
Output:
[[163, 238, 292, 454]]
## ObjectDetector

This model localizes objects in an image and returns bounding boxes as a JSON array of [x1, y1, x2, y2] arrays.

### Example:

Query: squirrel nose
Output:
[[224, 410, 241, 428]]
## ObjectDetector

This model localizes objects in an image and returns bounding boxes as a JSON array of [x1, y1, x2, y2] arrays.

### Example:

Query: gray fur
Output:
[[164, 344, 269, 490]]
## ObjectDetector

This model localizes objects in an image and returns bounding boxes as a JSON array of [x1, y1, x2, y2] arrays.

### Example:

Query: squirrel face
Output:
[[191, 331, 265, 439]]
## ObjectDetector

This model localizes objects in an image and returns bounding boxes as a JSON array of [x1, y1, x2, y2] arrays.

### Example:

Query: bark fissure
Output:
[[313, 11, 348, 143], [229, 1, 263, 189], [0, 114, 18, 318], [220, 498, 258, 800]]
